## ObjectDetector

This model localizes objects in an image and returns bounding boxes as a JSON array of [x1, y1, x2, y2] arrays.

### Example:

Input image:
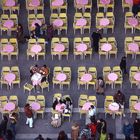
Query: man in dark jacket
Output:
[[24, 103, 33, 128], [0, 115, 8, 135], [133, 119, 140, 139], [114, 90, 125, 105], [91, 29, 102, 52], [120, 56, 127, 74]]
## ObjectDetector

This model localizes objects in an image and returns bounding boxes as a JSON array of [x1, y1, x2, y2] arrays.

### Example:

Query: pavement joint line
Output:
[[20, 108, 130, 113]]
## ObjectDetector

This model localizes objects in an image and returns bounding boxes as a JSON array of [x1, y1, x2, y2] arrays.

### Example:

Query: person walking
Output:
[[120, 56, 127, 75], [123, 120, 133, 140], [133, 119, 140, 140], [71, 122, 79, 140], [96, 77, 105, 95], [9, 112, 17, 136], [24, 103, 34, 128], [0, 115, 8, 135], [91, 29, 102, 52]]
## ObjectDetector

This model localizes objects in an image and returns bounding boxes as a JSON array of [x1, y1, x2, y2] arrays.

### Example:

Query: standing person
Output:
[[91, 29, 102, 52], [80, 126, 91, 140], [46, 24, 54, 41], [9, 112, 17, 136], [132, 0, 140, 16], [133, 119, 140, 140], [120, 56, 127, 75], [24, 103, 34, 128], [97, 119, 107, 135], [16, 23, 24, 43], [123, 120, 133, 140], [96, 77, 105, 95], [57, 130, 68, 140], [88, 119, 97, 139], [0, 115, 8, 135], [71, 122, 79, 140], [34, 23, 41, 38]]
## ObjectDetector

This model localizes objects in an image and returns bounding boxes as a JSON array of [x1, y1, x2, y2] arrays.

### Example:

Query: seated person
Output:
[[30, 64, 39, 76], [40, 65, 49, 76], [51, 113, 61, 128], [114, 90, 125, 107], [88, 105, 96, 118], [63, 97, 72, 114]]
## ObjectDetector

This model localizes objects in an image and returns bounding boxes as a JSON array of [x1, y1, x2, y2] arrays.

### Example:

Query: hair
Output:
[[35, 23, 40, 27], [57, 131, 67, 140], [43, 65, 47, 68], [25, 103, 30, 107], [12, 112, 16, 117]]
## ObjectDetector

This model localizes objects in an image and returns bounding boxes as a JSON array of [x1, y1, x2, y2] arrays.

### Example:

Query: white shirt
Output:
[[88, 107, 96, 117]]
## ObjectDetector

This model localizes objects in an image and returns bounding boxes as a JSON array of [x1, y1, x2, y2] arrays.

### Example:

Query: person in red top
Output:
[[132, 0, 140, 16], [24, 103, 33, 128]]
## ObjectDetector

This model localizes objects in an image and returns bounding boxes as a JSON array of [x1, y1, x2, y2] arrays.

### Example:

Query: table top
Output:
[[81, 73, 92, 82], [100, 18, 110, 26], [108, 73, 118, 82], [134, 102, 140, 111], [3, 102, 15, 111], [31, 19, 42, 28], [3, 44, 14, 53], [53, 19, 64, 27], [30, 102, 41, 111], [3, 20, 14, 29], [128, 17, 138, 27], [4, 73, 16, 86], [56, 73, 67, 82], [54, 43, 65, 52], [31, 72, 42, 81], [76, 43, 87, 52], [76, 18, 87, 27], [100, 0, 111, 5], [82, 102, 92, 111], [29, 0, 40, 7], [30, 44, 42, 54], [5, 0, 16, 7], [134, 72, 140, 82], [52, 0, 64, 6], [101, 43, 112, 52], [128, 43, 139, 52], [55, 103, 65, 112], [109, 102, 119, 111], [125, 0, 133, 5], [76, 0, 88, 5]]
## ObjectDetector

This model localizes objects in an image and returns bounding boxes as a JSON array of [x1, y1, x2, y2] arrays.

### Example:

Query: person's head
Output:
[[134, 119, 139, 123], [35, 23, 40, 27], [90, 116, 96, 123], [38, 134, 43, 138], [122, 56, 126, 61], [98, 76, 103, 80], [108, 133, 113, 140], [124, 120, 129, 126], [90, 105, 94, 109], [43, 65, 47, 68], [11, 112, 16, 117], [73, 122, 79, 127], [35, 64, 38, 67], [117, 90, 122, 95], [58, 131, 66, 139], [18, 23, 22, 28], [25, 103, 30, 108]]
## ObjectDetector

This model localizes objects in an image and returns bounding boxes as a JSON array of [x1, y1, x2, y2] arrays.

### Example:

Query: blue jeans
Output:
[[10, 123, 16, 136]]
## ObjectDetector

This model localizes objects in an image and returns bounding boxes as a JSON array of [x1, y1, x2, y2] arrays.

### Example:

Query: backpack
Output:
[[88, 123, 97, 135]]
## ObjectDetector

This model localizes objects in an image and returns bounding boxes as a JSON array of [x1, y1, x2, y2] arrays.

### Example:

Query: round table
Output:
[[54, 43, 65, 52], [100, 0, 111, 5], [101, 43, 112, 52], [31, 72, 42, 86], [52, 0, 64, 6], [100, 18, 110, 26], [109, 102, 119, 111], [134, 102, 140, 111], [108, 73, 118, 82], [3, 102, 15, 111], [5, 0, 16, 7], [56, 73, 67, 82], [3, 20, 14, 29], [3, 44, 14, 53], [81, 73, 92, 82], [128, 17, 138, 27], [125, 0, 133, 5], [134, 72, 140, 81], [29, 0, 40, 7], [76, 43, 87, 52], [76, 18, 87, 27], [30, 44, 42, 54], [128, 43, 139, 52], [76, 0, 88, 5], [55, 103, 66, 112], [31, 20, 42, 28], [82, 102, 92, 111], [4, 73, 16, 86], [53, 19, 64, 27], [30, 102, 41, 111]]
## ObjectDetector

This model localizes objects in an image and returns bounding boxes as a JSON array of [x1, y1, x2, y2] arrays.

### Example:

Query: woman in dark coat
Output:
[[47, 24, 54, 41], [120, 56, 127, 74], [16, 23, 24, 43], [57, 131, 68, 140], [0, 115, 8, 135], [34, 23, 41, 38]]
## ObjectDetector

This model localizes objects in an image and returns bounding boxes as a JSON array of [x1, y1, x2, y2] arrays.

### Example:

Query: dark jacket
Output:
[[133, 119, 140, 138], [24, 106, 33, 118], [123, 123, 133, 137], [35, 24, 41, 38]]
